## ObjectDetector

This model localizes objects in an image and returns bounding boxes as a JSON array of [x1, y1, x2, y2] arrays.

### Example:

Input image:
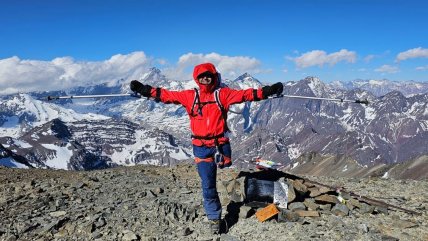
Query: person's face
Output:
[[197, 72, 216, 85]]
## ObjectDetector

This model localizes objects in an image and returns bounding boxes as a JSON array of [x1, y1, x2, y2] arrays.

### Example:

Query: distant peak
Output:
[[237, 72, 252, 79], [235, 72, 261, 86], [141, 67, 166, 82], [148, 67, 161, 73], [298, 76, 328, 96], [303, 76, 321, 83], [301, 76, 325, 88], [234, 73, 260, 83], [384, 90, 405, 98]]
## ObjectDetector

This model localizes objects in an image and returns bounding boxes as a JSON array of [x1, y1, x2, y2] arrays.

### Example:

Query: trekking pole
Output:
[[46, 93, 141, 101], [301, 177, 421, 216], [268, 94, 369, 105]]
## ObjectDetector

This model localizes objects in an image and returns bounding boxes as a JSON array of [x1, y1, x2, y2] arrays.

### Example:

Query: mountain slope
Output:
[[0, 118, 191, 170]]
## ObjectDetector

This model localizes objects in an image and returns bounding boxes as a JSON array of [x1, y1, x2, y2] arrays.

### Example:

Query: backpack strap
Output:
[[214, 88, 230, 133], [214, 89, 224, 111], [190, 88, 230, 139], [190, 88, 199, 116], [191, 88, 217, 116]]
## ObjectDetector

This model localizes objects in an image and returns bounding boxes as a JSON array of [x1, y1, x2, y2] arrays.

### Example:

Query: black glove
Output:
[[130, 80, 152, 98], [262, 82, 283, 98]]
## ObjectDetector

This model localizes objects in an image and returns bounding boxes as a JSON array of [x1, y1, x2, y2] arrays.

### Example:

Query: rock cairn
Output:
[[218, 169, 402, 222]]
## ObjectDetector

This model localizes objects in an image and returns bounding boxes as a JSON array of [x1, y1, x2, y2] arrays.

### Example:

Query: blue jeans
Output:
[[193, 143, 231, 220]]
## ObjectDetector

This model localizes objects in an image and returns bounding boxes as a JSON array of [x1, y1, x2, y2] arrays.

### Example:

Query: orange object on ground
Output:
[[255, 203, 279, 222]]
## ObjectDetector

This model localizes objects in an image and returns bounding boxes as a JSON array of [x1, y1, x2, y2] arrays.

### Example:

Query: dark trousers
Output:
[[193, 143, 231, 220]]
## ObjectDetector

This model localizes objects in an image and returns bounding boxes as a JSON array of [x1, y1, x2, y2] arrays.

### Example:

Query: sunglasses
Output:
[[197, 72, 215, 79]]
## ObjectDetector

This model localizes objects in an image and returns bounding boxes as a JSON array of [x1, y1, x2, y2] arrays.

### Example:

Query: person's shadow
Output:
[[222, 201, 244, 233]]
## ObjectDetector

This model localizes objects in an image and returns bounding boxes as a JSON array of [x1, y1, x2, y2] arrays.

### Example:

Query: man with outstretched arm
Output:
[[130, 62, 283, 234]]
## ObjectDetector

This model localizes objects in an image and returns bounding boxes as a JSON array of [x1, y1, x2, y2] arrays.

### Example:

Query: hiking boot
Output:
[[209, 219, 220, 234]]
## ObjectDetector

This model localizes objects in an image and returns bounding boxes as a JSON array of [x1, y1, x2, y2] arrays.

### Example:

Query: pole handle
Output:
[[46, 93, 141, 101], [355, 99, 369, 105]]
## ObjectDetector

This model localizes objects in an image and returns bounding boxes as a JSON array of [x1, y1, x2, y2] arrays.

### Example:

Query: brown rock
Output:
[[288, 202, 306, 211], [308, 187, 321, 197], [239, 205, 253, 219], [345, 201, 355, 211], [359, 202, 375, 214], [331, 204, 349, 216], [347, 198, 362, 208], [290, 179, 308, 195], [315, 194, 340, 204], [226, 180, 238, 193], [287, 183, 296, 203], [392, 220, 418, 229], [319, 204, 332, 211], [278, 210, 300, 222], [375, 206, 389, 215], [318, 186, 331, 194], [303, 181, 315, 188], [303, 198, 319, 211], [295, 210, 320, 217]]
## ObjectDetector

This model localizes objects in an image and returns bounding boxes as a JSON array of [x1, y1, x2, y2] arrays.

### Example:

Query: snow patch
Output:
[[13, 140, 33, 148], [41, 143, 73, 169], [287, 144, 301, 160], [307, 77, 324, 96], [364, 106, 376, 120], [381, 171, 389, 179], [291, 162, 299, 169]]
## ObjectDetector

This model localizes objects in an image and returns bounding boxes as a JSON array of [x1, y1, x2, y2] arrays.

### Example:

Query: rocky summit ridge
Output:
[[1, 164, 427, 241]]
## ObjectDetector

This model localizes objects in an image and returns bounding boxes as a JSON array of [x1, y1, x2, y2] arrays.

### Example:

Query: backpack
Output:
[[190, 88, 230, 134]]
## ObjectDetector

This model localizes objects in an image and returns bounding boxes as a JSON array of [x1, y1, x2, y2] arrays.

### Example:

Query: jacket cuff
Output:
[[257, 88, 264, 100], [149, 87, 157, 98]]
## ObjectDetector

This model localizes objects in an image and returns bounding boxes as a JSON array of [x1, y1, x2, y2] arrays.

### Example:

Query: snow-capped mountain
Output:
[[1, 68, 427, 179], [0, 93, 108, 138], [233, 77, 428, 166], [0, 118, 191, 170], [330, 79, 428, 97]]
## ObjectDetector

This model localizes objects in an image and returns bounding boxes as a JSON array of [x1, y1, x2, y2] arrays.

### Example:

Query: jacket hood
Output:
[[193, 63, 219, 93]]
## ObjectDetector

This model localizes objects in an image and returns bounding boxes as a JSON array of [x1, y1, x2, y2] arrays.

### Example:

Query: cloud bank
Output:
[[0, 52, 152, 95], [164, 52, 262, 80], [375, 64, 399, 74], [396, 47, 428, 62], [415, 65, 428, 71], [291, 49, 357, 68], [0, 52, 263, 95]]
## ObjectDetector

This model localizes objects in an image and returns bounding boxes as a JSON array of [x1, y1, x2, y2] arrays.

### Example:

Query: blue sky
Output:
[[1, 0, 428, 94]]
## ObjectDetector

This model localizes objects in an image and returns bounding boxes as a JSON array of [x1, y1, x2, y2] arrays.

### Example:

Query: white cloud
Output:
[[156, 58, 168, 65], [374, 64, 399, 73], [0, 52, 152, 95], [396, 47, 428, 62], [0, 51, 265, 95], [163, 52, 262, 80], [416, 65, 428, 71], [364, 55, 375, 63], [291, 49, 357, 68]]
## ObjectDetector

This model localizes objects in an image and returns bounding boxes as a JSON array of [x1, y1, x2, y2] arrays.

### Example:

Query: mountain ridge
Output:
[[1, 69, 427, 179]]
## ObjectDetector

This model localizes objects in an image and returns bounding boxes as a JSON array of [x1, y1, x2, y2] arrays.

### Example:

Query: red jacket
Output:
[[149, 63, 264, 147]]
